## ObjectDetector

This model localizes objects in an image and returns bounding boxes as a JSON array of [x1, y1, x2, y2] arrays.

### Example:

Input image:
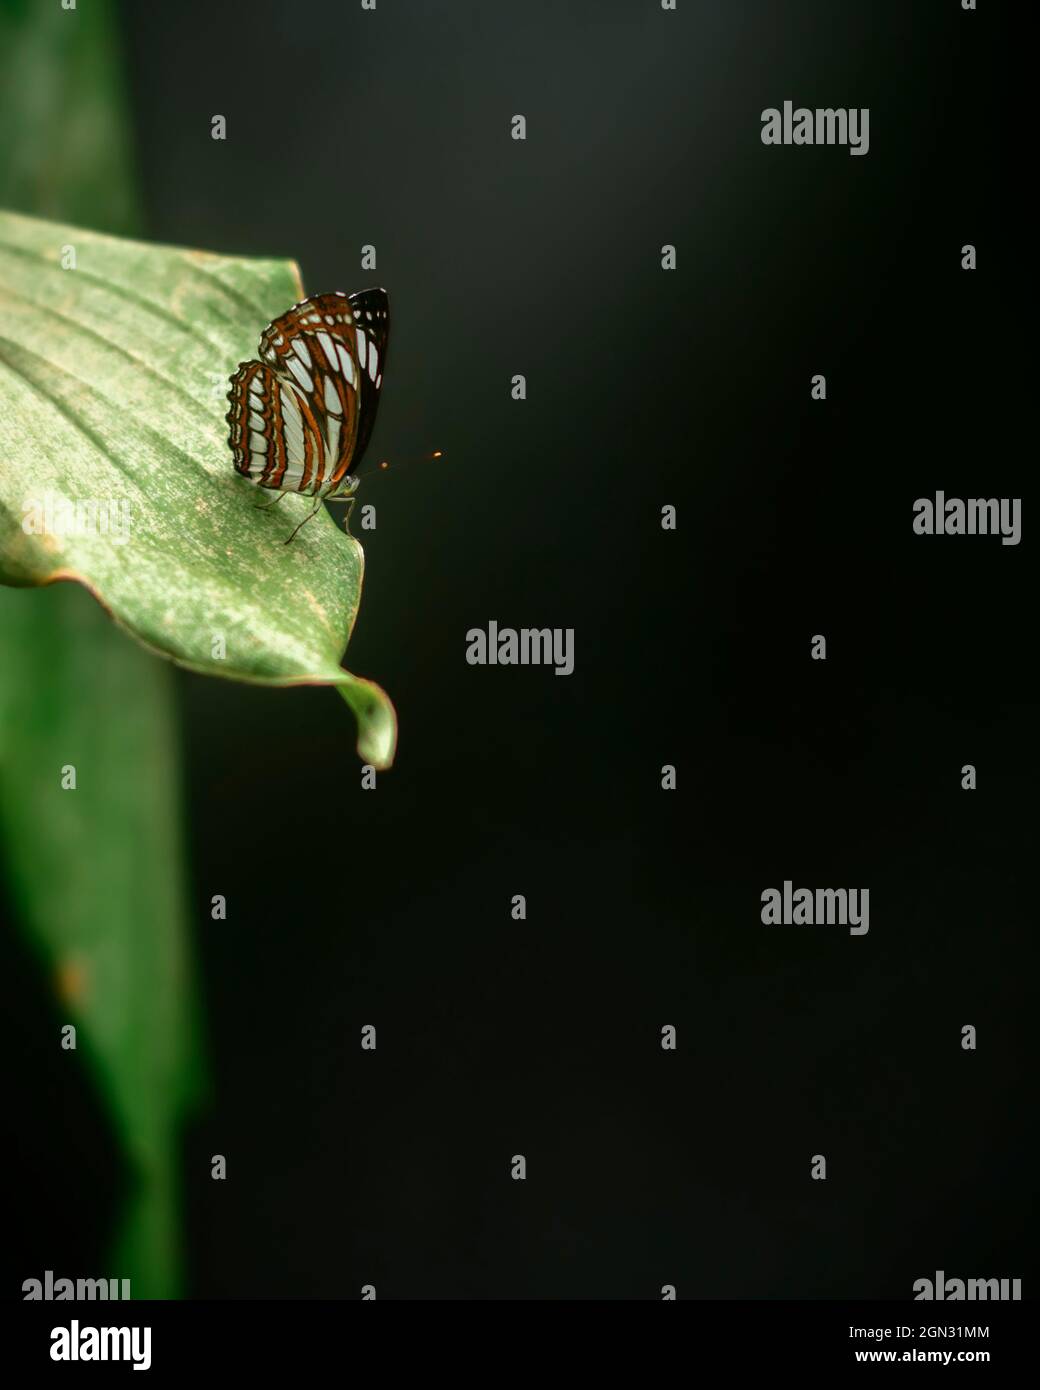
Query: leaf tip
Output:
[[336, 674, 397, 770]]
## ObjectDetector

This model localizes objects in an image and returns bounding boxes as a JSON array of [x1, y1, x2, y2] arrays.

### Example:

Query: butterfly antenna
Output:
[[377, 450, 444, 472]]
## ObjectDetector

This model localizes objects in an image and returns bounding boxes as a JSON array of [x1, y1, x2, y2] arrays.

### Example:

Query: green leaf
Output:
[[0, 208, 396, 769], [0, 580, 204, 1297], [0, 0, 142, 237], [0, 0, 202, 1295], [0, 0, 204, 1297]]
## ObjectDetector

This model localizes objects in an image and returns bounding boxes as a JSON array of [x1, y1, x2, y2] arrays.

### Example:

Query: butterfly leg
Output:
[[255, 490, 290, 512], [325, 494, 356, 532], [284, 496, 325, 545]]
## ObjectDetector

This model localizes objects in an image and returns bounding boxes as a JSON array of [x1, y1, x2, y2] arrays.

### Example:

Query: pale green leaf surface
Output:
[[0, 208, 396, 768]]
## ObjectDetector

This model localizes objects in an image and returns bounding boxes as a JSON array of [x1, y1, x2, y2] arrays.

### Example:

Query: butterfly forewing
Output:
[[227, 287, 388, 499], [345, 288, 389, 476]]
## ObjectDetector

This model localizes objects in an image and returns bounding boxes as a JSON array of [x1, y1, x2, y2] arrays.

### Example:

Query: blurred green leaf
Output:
[[0, 208, 397, 768], [0, 0, 203, 1298], [0, 0, 140, 235], [0, 580, 203, 1296]]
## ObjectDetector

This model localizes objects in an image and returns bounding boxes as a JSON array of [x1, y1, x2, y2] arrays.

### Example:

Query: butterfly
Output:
[[226, 287, 389, 541]]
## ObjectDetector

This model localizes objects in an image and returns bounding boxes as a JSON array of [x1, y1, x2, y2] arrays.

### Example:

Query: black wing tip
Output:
[[268, 288, 390, 326], [304, 286, 389, 310]]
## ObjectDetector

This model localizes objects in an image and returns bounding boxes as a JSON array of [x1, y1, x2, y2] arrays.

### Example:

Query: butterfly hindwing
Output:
[[227, 361, 327, 493]]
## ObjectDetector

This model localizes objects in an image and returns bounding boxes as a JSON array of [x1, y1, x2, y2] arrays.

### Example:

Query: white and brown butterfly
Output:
[[226, 287, 388, 541]]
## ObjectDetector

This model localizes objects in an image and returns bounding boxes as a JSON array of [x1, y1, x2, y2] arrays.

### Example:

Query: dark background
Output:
[[6, 0, 1035, 1298]]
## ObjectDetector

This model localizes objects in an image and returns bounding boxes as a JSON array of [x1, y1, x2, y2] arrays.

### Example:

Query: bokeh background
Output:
[[3, 0, 1034, 1298]]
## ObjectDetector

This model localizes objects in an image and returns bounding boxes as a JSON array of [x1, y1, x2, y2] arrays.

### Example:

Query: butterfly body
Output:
[[226, 288, 389, 530]]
